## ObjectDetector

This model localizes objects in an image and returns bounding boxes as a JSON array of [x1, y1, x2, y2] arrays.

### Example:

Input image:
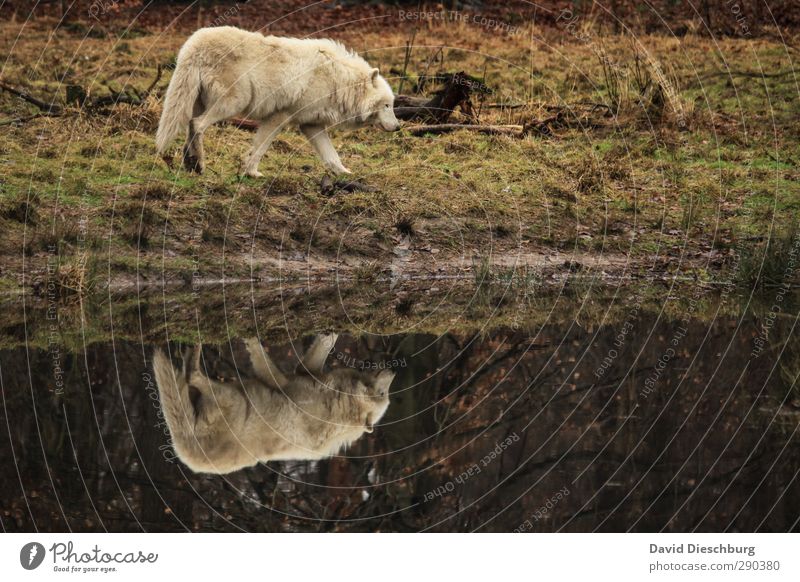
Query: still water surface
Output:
[[1, 287, 799, 532]]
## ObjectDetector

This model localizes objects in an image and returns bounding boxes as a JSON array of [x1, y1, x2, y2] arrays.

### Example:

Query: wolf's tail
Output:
[[155, 57, 202, 155], [151, 348, 197, 440]]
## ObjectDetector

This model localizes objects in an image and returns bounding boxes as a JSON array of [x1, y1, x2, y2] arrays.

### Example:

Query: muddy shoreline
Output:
[[3, 242, 729, 298]]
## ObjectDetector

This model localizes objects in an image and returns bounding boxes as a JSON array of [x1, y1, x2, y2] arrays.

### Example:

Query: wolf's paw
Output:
[[244, 337, 264, 358], [183, 153, 204, 174], [325, 162, 351, 176], [317, 333, 339, 354], [244, 169, 264, 178]]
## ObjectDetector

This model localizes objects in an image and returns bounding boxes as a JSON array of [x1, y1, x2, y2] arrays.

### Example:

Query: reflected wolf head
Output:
[[316, 367, 392, 433], [151, 334, 393, 474]]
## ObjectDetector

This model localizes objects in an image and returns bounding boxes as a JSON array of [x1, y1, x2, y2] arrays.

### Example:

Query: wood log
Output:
[[393, 71, 486, 124]]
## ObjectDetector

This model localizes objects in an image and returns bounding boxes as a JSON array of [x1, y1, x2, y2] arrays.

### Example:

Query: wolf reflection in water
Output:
[[152, 334, 393, 474]]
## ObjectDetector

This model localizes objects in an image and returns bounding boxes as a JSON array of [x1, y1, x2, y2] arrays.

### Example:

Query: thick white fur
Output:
[[155, 26, 400, 177], [151, 335, 393, 475]]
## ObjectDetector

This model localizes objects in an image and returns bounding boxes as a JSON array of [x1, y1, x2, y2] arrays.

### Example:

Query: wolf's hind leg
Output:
[[296, 333, 338, 376], [241, 113, 290, 178], [182, 97, 206, 173], [184, 117, 210, 174], [299, 125, 351, 175], [187, 346, 247, 431], [244, 338, 288, 389], [185, 94, 246, 174]]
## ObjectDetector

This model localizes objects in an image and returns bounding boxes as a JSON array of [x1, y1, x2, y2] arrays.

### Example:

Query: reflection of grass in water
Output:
[[473, 253, 600, 308], [53, 253, 97, 299], [735, 227, 800, 290], [0, 279, 692, 350], [472, 256, 543, 308], [9, 236, 800, 353], [496, 265, 543, 299], [472, 255, 492, 300]]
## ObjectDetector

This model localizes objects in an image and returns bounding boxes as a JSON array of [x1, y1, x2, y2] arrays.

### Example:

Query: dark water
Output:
[[1, 290, 800, 532]]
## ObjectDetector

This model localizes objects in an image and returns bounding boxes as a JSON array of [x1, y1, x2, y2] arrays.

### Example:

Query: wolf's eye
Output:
[[385, 104, 390, 108]]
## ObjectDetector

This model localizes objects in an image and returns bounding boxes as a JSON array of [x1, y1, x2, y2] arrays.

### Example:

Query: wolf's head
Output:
[[362, 69, 401, 132], [329, 367, 393, 433]]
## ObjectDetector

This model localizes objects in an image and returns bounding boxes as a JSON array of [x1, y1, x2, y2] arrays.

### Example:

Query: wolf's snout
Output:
[[383, 122, 401, 132]]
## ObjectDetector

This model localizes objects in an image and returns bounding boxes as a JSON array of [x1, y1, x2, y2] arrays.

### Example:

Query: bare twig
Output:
[[142, 64, 164, 99], [397, 28, 417, 96], [416, 45, 443, 94]]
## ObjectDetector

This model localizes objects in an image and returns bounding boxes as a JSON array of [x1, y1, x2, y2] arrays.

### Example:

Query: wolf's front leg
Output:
[[244, 338, 288, 389], [299, 125, 351, 175], [296, 333, 338, 376], [241, 113, 290, 178]]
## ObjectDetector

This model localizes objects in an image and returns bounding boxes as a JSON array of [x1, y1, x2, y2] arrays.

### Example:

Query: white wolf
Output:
[[151, 334, 393, 475], [155, 26, 400, 177]]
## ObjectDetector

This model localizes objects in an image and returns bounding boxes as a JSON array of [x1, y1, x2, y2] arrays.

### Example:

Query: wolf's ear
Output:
[[375, 370, 395, 395], [371, 68, 380, 87]]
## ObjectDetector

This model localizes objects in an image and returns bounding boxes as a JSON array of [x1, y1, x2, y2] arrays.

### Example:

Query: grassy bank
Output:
[[0, 18, 798, 297]]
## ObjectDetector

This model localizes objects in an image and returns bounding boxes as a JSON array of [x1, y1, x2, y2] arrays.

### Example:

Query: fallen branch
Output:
[[405, 123, 523, 136], [565, 101, 615, 113], [0, 65, 163, 117], [485, 102, 527, 109], [230, 104, 607, 141], [88, 64, 163, 110], [0, 81, 62, 115]]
